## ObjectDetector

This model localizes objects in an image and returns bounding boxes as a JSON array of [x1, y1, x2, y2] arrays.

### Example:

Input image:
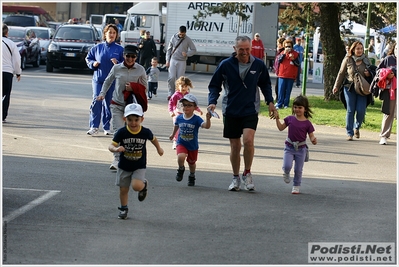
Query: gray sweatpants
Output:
[[167, 58, 187, 96]]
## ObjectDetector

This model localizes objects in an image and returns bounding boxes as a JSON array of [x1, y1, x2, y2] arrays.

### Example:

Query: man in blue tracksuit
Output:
[[208, 35, 276, 192]]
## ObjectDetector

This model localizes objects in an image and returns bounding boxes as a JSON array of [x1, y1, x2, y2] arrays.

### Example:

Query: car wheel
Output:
[[21, 55, 27, 70], [33, 53, 41, 67], [46, 60, 53, 72]]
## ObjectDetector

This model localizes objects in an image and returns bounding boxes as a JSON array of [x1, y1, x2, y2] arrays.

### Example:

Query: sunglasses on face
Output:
[[285, 46, 292, 48], [125, 54, 137, 58]]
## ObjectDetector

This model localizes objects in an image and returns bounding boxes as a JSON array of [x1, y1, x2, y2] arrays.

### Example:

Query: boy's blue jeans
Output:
[[343, 86, 367, 137], [282, 144, 307, 186]]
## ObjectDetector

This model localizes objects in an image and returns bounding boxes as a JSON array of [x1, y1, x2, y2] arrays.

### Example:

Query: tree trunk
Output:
[[318, 3, 346, 101]]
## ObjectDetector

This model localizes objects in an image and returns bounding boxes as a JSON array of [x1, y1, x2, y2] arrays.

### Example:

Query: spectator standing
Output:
[[376, 43, 397, 145], [208, 35, 276, 192], [165, 25, 197, 100], [293, 37, 304, 87], [98, 45, 147, 170], [114, 19, 123, 33], [332, 41, 373, 141], [169, 94, 211, 186], [274, 95, 317, 194], [251, 33, 265, 60], [273, 37, 285, 102], [139, 31, 157, 70], [2, 24, 22, 123], [86, 24, 124, 136], [276, 39, 300, 109], [109, 103, 164, 219]]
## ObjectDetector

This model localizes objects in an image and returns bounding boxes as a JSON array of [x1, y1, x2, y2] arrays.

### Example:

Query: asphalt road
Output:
[[2, 64, 397, 265]]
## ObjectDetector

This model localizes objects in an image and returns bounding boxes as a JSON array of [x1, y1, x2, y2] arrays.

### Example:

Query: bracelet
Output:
[[16, 74, 21, 77]]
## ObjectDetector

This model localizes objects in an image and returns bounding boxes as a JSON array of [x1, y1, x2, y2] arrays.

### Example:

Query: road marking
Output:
[[3, 188, 61, 223]]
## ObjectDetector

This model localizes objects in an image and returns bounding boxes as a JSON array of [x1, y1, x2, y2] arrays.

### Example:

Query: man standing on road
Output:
[[139, 31, 157, 70], [165, 25, 197, 100], [2, 24, 22, 123], [208, 35, 276, 192]]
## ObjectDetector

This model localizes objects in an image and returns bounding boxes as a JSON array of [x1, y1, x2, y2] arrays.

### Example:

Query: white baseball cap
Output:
[[179, 93, 198, 106], [124, 103, 144, 117]]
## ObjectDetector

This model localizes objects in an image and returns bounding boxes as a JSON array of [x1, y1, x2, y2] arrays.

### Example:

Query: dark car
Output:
[[46, 24, 101, 72], [3, 14, 42, 27], [7, 26, 41, 69]]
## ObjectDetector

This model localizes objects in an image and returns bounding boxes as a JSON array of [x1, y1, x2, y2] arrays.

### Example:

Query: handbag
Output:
[[353, 71, 371, 96], [351, 57, 371, 96]]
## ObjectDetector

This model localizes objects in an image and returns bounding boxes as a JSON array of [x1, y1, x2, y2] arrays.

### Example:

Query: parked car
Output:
[[27, 26, 55, 64], [3, 14, 46, 27], [46, 24, 101, 72], [7, 26, 41, 69]]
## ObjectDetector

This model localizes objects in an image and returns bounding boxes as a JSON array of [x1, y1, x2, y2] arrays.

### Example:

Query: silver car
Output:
[[27, 26, 55, 64]]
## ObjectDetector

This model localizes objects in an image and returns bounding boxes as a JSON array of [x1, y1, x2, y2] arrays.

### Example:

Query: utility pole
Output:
[[364, 3, 372, 56], [301, 5, 311, 95]]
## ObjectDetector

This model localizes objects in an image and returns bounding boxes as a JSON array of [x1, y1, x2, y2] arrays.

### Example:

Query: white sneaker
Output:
[[87, 128, 99, 135], [291, 186, 300, 194], [242, 172, 255, 191], [283, 173, 291, 184], [109, 159, 118, 170], [228, 176, 241, 191], [104, 129, 113, 135], [379, 137, 387, 145]]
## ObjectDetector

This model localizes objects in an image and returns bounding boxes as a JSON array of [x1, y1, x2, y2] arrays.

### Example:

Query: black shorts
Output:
[[223, 114, 259, 139]]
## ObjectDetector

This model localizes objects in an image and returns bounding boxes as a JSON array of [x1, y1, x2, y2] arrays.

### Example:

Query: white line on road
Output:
[[3, 188, 61, 223]]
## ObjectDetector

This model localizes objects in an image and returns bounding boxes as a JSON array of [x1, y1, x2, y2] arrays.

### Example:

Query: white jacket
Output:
[[2, 37, 21, 75]]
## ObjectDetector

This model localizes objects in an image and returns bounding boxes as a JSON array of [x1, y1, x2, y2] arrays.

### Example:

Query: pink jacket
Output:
[[378, 68, 397, 100], [168, 91, 202, 115]]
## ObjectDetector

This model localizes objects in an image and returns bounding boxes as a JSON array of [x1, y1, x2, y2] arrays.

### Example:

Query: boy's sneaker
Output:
[[118, 207, 128, 219], [176, 166, 185, 182], [109, 159, 118, 170], [228, 176, 241, 191], [138, 180, 148, 201], [242, 172, 255, 191], [291, 186, 300, 194], [283, 173, 291, 184], [103, 129, 113, 135], [188, 174, 196, 186], [87, 127, 99, 135]]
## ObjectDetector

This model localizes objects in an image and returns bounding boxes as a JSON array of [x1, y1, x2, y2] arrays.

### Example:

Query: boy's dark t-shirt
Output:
[[112, 125, 154, 172]]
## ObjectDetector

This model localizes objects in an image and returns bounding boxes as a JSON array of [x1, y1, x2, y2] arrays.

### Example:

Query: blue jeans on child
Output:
[[343, 86, 367, 137], [282, 144, 307, 186]]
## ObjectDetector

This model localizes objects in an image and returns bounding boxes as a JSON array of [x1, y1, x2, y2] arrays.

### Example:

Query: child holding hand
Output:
[[274, 95, 317, 194], [168, 76, 203, 149], [169, 94, 211, 186]]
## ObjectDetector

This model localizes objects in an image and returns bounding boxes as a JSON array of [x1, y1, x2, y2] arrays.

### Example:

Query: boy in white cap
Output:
[[109, 103, 164, 219], [169, 94, 211, 186]]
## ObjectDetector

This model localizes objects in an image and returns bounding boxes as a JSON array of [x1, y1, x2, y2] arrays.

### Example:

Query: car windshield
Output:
[[7, 28, 26, 41], [33, 29, 50, 39], [55, 27, 95, 41]]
